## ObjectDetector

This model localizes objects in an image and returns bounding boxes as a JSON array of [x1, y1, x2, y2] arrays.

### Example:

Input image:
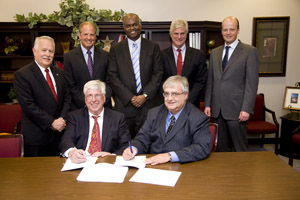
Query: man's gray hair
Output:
[[33, 36, 55, 51], [83, 80, 106, 96], [163, 75, 189, 93], [169, 19, 188, 35]]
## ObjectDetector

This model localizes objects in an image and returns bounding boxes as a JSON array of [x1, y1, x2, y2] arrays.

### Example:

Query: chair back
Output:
[[0, 104, 22, 133], [0, 134, 24, 157], [250, 94, 265, 121], [209, 123, 218, 152]]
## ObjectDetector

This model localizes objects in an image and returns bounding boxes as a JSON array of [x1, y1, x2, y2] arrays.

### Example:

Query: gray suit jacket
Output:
[[59, 107, 131, 155], [205, 41, 259, 120], [131, 102, 212, 163], [108, 38, 163, 117], [63, 46, 111, 110]]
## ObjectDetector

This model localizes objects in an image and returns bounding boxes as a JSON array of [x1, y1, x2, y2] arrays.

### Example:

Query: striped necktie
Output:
[[132, 42, 142, 93]]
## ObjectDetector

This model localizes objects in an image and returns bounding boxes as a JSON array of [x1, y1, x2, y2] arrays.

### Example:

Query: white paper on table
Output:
[[76, 163, 128, 183], [129, 168, 182, 187], [114, 155, 146, 168], [61, 156, 97, 172]]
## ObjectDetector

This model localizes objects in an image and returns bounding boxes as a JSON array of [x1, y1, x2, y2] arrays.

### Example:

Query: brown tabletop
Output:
[[1, 151, 300, 200]]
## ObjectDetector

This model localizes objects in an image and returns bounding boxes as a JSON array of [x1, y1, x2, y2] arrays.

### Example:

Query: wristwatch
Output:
[[143, 93, 148, 99], [168, 152, 172, 162]]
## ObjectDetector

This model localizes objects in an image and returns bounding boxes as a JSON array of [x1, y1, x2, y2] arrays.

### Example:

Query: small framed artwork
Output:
[[252, 16, 290, 77], [283, 86, 300, 110]]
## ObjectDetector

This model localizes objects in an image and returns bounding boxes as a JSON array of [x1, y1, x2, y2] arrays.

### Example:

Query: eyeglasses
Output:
[[86, 94, 103, 100], [162, 92, 185, 98]]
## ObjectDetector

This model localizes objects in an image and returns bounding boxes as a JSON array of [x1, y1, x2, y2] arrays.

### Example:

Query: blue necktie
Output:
[[132, 43, 142, 93], [222, 46, 230, 71]]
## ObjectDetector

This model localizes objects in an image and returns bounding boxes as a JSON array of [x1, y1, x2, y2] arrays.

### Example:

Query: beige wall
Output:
[[1, 0, 300, 128]]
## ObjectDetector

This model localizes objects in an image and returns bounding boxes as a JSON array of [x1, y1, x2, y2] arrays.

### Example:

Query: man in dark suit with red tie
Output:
[[14, 36, 71, 157], [108, 13, 163, 138], [63, 21, 111, 110], [161, 18, 207, 108], [59, 80, 130, 164]]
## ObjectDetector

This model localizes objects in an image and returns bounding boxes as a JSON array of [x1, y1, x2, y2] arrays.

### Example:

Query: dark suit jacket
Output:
[[14, 62, 71, 145], [205, 41, 259, 120], [131, 102, 212, 163], [59, 107, 131, 155], [63, 46, 111, 110], [161, 46, 207, 106], [108, 38, 163, 117]]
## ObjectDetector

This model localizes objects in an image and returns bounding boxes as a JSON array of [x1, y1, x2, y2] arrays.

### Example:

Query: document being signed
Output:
[[114, 156, 146, 168]]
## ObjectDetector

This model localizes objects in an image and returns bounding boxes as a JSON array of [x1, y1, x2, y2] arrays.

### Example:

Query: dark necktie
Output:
[[177, 49, 183, 75], [88, 116, 101, 154], [87, 50, 93, 78], [222, 46, 230, 71], [166, 116, 176, 135], [45, 69, 57, 101]]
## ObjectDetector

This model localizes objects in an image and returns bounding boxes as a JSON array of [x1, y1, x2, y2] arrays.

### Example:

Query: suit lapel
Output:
[[50, 66, 60, 103], [181, 47, 192, 76], [101, 109, 110, 150], [166, 47, 177, 75], [224, 42, 243, 73], [75, 47, 92, 80], [216, 46, 224, 74], [165, 104, 189, 143], [82, 109, 90, 150], [32, 63, 57, 103], [160, 109, 168, 143], [123, 39, 134, 74]]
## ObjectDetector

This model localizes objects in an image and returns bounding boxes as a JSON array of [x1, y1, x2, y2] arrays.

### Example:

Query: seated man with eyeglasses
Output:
[[59, 80, 130, 163], [123, 75, 211, 165]]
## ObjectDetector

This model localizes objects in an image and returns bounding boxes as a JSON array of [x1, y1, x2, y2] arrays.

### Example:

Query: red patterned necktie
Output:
[[45, 69, 57, 101], [88, 116, 101, 154], [177, 48, 183, 75]]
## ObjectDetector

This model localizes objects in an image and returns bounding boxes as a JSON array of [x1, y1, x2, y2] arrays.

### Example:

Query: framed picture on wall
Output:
[[283, 86, 300, 110], [252, 16, 290, 77]]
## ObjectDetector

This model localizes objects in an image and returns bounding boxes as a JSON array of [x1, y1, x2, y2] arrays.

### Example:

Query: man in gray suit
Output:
[[204, 16, 259, 152], [123, 75, 212, 165], [108, 13, 163, 138]]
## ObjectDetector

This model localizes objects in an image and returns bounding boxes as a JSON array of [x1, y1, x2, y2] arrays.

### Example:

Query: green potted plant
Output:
[[8, 86, 18, 103], [14, 0, 126, 47]]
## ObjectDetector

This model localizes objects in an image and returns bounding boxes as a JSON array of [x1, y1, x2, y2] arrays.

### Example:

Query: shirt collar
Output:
[[81, 45, 95, 55], [88, 107, 104, 118], [224, 39, 239, 49], [128, 36, 141, 47]]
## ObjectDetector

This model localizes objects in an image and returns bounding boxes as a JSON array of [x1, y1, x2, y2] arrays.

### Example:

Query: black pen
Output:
[[128, 141, 133, 154]]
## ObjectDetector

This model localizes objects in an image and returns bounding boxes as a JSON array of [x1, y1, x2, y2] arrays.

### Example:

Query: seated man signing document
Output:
[[123, 75, 211, 165], [59, 80, 130, 163]]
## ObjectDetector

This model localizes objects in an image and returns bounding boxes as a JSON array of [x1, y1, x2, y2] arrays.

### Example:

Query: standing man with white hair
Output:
[[161, 18, 207, 108], [14, 36, 71, 157]]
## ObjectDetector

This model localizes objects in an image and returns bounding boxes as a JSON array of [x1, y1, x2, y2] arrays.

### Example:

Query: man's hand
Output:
[[68, 149, 87, 164], [239, 111, 250, 122], [122, 147, 137, 160], [144, 153, 171, 165], [51, 117, 66, 132], [91, 151, 111, 158], [204, 107, 211, 117], [131, 95, 146, 108]]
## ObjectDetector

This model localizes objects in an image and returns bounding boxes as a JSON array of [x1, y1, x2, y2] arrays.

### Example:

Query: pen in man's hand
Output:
[[128, 141, 133, 154]]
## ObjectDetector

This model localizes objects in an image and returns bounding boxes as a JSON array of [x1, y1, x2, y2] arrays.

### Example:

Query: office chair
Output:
[[288, 125, 300, 166], [209, 122, 218, 152], [0, 103, 22, 134], [0, 134, 24, 157], [247, 93, 279, 154]]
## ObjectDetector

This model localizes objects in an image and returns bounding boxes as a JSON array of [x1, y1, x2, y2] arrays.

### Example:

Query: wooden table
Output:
[[1, 151, 300, 200]]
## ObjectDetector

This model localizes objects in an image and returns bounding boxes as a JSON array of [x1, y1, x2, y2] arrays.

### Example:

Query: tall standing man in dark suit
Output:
[[59, 80, 130, 164], [108, 13, 163, 138], [14, 36, 71, 157], [123, 75, 211, 165], [161, 19, 207, 108], [204, 16, 259, 152], [63, 21, 111, 110]]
